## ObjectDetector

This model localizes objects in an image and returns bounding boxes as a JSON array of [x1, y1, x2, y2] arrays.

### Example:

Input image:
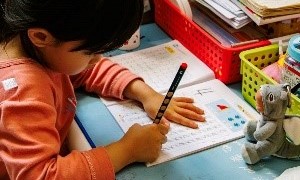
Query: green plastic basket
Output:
[[240, 44, 300, 115]]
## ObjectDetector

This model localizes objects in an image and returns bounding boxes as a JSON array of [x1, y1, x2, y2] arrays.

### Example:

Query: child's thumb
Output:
[[158, 117, 170, 135]]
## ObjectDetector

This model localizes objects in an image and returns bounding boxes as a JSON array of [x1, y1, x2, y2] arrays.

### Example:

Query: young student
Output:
[[0, 0, 205, 179]]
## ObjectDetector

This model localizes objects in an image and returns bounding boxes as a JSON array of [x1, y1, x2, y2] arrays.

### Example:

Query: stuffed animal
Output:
[[242, 83, 300, 164]]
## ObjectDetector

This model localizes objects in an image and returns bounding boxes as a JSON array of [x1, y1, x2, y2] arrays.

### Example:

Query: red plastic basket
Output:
[[154, 0, 270, 84]]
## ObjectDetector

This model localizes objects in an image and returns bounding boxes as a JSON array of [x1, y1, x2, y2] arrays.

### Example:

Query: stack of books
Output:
[[194, 0, 251, 29], [231, 0, 300, 25], [240, 0, 300, 18], [191, 0, 300, 40], [190, 1, 267, 47], [172, 0, 299, 46]]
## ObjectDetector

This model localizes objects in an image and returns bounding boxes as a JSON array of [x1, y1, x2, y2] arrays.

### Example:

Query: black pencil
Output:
[[153, 63, 187, 124]]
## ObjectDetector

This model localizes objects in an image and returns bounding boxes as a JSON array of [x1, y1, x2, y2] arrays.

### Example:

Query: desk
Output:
[[74, 23, 300, 180]]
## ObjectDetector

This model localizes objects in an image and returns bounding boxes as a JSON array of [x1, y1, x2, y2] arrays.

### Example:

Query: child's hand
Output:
[[105, 118, 169, 172], [143, 93, 205, 129], [123, 80, 204, 129], [121, 118, 170, 163]]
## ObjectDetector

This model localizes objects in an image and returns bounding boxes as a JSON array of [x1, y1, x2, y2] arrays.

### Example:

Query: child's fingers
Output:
[[157, 118, 170, 135], [162, 136, 168, 144], [174, 107, 205, 122], [167, 113, 199, 129], [176, 102, 204, 115], [172, 97, 204, 115], [173, 97, 194, 103]]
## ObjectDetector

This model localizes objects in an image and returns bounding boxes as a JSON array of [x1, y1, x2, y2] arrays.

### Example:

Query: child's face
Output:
[[40, 40, 101, 75]]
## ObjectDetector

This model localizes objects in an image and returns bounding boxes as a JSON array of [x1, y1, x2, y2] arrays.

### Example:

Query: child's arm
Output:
[[123, 79, 205, 129], [71, 58, 205, 128], [70, 57, 142, 99]]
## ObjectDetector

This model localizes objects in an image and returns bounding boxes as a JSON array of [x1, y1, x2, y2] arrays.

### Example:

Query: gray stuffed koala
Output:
[[242, 83, 300, 164]]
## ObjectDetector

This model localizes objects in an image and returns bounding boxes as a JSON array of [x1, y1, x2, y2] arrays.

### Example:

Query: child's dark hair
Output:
[[0, 0, 144, 56]]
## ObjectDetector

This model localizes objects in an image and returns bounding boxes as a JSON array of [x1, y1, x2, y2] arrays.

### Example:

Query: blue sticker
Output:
[[206, 99, 246, 132]]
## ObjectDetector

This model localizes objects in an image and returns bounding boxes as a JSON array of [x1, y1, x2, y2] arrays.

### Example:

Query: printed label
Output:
[[2, 78, 18, 91]]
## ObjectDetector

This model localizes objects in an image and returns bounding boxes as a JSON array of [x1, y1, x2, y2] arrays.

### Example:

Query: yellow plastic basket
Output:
[[240, 44, 300, 115]]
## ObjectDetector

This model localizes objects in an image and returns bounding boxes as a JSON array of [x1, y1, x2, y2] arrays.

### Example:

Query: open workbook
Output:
[[95, 40, 260, 166], [101, 40, 215, 105]]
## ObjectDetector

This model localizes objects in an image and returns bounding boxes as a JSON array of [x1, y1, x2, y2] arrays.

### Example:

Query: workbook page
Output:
[[108, 79, 260, 166], [101, 40, 215, 106]]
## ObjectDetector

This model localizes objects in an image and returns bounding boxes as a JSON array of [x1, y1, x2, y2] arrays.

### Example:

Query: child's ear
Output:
[[27, 28, 56, 48]]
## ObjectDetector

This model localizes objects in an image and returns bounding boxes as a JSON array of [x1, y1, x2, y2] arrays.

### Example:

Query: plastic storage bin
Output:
[[154, 0, 270, 84], [240, 44, 300, 115]]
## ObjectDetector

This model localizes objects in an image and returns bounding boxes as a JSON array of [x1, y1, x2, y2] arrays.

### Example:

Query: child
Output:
[[0, 0, 205, 179]]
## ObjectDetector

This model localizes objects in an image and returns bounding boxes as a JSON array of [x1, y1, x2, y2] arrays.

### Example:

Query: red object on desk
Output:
[[154, 0, 270, 84]]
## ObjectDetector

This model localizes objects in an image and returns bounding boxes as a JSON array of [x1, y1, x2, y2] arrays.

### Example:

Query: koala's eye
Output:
[[268, 93, 274, 102]]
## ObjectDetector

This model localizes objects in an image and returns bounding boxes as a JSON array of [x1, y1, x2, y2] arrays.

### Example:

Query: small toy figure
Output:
[[242, 83, 300, 164]]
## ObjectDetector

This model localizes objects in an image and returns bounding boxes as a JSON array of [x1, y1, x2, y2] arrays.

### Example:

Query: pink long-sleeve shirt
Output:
[[0, 57, 141, 179]]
